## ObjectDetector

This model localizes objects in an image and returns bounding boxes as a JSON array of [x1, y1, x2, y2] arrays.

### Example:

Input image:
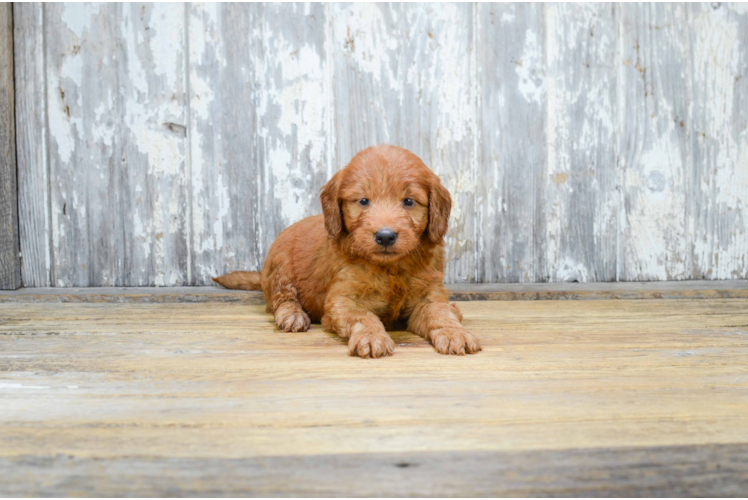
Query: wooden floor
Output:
[[2, 292, 748, 496]]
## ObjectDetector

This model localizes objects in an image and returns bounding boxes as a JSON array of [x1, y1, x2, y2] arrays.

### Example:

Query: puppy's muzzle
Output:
[[374, 228, 398, 248]]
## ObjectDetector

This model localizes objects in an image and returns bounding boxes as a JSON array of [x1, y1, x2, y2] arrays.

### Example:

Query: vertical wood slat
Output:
[[188, 3, 331, 285], [43, 3, 119, 286], [41, 3, 189, 286], [619, 4, 691, 281], [331, 3, 401, 168], [14, 3, 49, 287], [188, 3, 260, 284], [118, 3, 190, 287], [0, 3, 21, 289], [544, 3, 619, 283], [331, 3, 476, 282], [690, 3, 748, 280], [476, 3, 546, 283]]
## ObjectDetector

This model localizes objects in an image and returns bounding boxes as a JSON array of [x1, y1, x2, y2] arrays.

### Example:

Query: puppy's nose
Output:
[[374, 229, 398, 247]]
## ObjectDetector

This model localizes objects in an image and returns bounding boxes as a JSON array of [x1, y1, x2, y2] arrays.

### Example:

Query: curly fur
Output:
[[214, 145, 481, 358]]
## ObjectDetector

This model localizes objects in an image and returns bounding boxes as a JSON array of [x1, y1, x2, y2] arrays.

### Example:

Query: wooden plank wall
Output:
[[13, 3, 748, 287], [0, 3, 21, 290]]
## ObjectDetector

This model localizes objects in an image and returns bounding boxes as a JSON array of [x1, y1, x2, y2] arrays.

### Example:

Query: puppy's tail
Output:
[[212, 271, 262, 291]]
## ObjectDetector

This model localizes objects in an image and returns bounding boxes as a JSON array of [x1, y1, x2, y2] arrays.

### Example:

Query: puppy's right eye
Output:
[[359, 198, 370, 206]]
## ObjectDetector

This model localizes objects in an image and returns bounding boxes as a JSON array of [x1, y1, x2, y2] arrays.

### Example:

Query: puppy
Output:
[[214, 145, 481, 358]]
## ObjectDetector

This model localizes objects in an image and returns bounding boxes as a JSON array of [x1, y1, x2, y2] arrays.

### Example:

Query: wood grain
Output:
[[544, 3, 619, 283], [189, 4, 333, 286], [38, 4, 190, 286], [476, 3, 546, 283], [116, 3, 190, 287], [12, 3, 748, 285], [187, 3, 261, 284], [3, 444, 748, 497], [1, 298, 748, 495], [619, 4, 691, 281], [0, 2, 21, 290], [13, 3, 49, 288], [690, 3, 748, 280]]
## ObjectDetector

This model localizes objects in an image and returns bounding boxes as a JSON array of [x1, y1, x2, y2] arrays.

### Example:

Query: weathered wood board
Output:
[[12, 3, 748, 286], [188, 4, 332, 285], [0, 3, 21, 290], [13, 4, 49, 288], [1, 298, 748, 495], [545, 3, 619, 283], [41, 3, 189, 287], [188, 3, 260, 284], [2, 445, 748, 497], [476, 3, 546, 283], [690, 3, 748, 280], [619, 3, 692, 282]]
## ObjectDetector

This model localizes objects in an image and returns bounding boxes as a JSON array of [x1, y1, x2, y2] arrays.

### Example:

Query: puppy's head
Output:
[[320, 145, 451, 264]]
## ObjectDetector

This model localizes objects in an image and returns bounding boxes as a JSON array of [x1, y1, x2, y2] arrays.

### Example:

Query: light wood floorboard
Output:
[[1, 298, 748, 495]]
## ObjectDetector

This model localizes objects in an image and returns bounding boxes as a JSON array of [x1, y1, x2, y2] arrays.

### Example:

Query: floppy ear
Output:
[[320, 170, 344, 239], [428, 177, 452, 243]]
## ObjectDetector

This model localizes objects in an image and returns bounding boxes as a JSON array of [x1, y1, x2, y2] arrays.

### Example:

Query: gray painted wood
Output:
[[13, 4, 50, 287], [12, 3, 748, 286], [188, 3, 261, 284], [41, 3, 190, 286], [188, 4, 331, 286], [543, 3, 619, 283], [0, 3, 21, 290], [477, 3, 546, 283], [619, 4, 692, 282], [690, 3, 748, 280], [44, 3, 120, 287]]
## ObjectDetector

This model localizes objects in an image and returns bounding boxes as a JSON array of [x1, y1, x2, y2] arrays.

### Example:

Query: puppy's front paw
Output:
[[348, 326, 395, 359], [275, 303, 311, 332], [430, 327, 481, 355]]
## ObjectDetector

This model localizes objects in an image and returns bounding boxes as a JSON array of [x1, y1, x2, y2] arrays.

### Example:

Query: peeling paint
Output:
[[16, 3, 748, 286], [516, 29, 545, 104], [149, 3, 183, 90], [691, 3, 748, 279], [555, 257, 591, 283], [60, 3, 100, 38]]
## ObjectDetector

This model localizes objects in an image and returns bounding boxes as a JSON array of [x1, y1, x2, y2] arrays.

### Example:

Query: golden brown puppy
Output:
[[214, 145, 481, 358]]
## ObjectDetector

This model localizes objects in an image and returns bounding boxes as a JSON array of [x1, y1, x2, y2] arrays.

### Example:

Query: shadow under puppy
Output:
[[214, 145, 481, 358]]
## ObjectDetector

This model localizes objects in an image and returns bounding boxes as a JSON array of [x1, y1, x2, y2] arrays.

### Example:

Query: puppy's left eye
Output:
[[403, 198, 415, 207], [359, 198, 370, 206]]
